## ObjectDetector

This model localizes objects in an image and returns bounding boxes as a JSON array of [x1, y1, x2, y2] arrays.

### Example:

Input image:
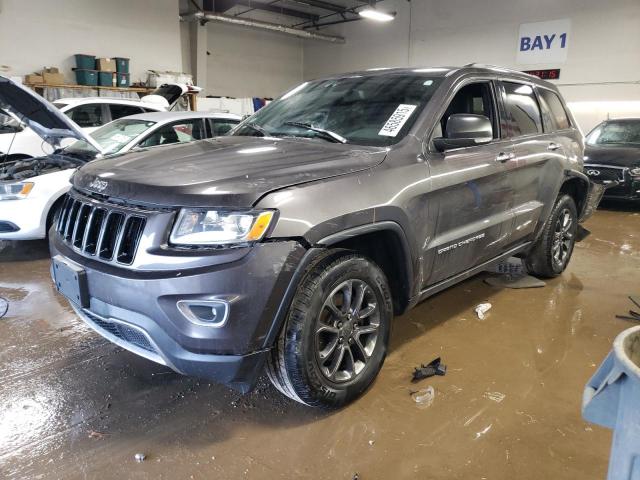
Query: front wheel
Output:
[[526, 194, 578, 278], [266, 251, 393, 408]]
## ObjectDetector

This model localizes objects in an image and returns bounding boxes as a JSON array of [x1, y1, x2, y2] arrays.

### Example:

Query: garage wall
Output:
[[303, 0, 640, 131], [0, 0, 182, 85], [204, 22, 303, 98]]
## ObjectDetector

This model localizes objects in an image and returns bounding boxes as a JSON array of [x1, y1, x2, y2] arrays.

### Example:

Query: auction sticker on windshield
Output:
[[379, 104, 417, 137]]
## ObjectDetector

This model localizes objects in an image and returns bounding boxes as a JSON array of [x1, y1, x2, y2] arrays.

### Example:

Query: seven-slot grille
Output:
[[55, 193, 146, 265]]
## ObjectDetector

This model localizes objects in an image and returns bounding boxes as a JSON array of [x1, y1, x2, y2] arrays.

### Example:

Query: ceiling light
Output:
[[359, 8, 395, 22]]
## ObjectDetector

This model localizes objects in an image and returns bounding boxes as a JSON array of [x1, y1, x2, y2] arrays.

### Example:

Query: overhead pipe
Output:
[[180, 12, 346, 44]]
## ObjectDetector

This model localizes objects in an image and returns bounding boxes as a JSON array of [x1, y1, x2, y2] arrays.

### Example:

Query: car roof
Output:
[[110, 111, 242, 122], [314, 64, 556, 89], [600, 118, 640, 123], [53, 97, 162, 108]]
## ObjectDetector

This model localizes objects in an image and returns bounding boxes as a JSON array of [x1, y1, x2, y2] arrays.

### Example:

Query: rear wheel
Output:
[[266, 251, 393, 408], [526, 194, 578, 278]]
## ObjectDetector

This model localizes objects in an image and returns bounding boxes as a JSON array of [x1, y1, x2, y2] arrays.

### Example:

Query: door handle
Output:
[[548, 142, 561, 151], [495, 152, 516, 163]]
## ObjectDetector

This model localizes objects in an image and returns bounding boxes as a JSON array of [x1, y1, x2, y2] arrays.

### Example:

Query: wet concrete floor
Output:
[[1, 202, 638, 479]]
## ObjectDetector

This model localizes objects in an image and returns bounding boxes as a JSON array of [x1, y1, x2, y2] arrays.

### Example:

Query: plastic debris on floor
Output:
[[410, 386, 435, 409], [475, 303, 492, 320], [412, 357, 447, 382]]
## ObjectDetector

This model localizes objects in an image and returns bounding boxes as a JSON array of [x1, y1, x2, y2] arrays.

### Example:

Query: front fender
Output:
[[564, 169, 602, 222]]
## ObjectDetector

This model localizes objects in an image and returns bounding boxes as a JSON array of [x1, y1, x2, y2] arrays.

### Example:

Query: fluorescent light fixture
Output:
[[359, 8, 395, 22]]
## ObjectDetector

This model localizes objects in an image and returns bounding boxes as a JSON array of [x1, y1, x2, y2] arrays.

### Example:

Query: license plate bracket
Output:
[[52, 255, 89, 308]]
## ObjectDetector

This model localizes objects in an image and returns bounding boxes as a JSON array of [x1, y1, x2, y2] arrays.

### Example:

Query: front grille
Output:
[[55, 193, 146, 265], [84, 310, 156, 353], [584, 165, 626, 183]]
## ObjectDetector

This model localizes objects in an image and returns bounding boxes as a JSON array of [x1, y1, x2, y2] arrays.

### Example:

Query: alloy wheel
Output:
[[552, 208, 574, 268], [314, 279, 380, 383]]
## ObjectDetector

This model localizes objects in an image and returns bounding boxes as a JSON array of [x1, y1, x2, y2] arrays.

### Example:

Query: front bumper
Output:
[[0, 197, 48, 239], [601, 179, 640, 200], [579, 181, 607, 222], [50, 233, 307, 392], [584, 164, 640, 201]]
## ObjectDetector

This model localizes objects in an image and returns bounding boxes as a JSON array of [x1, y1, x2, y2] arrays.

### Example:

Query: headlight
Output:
[[630, 167, 640, 177], [170, 209, 276, 246], [0, 182, 34, 200]]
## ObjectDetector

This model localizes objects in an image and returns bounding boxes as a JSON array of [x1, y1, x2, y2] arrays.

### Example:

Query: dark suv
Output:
[[50, 65, 601, 408]]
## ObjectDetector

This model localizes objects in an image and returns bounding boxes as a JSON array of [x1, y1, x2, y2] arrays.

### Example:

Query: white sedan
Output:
[[0, 83, 200, 160], [0, 84, 240, 240]]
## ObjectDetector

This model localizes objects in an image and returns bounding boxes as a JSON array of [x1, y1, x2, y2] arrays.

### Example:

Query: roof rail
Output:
[[462, 63, 538, 78]]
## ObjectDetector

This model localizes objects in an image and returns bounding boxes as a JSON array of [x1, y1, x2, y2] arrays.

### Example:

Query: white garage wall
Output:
[[204, 23, 303, 98], [303, 0, 640, 132], [0, 0, 182, 85]]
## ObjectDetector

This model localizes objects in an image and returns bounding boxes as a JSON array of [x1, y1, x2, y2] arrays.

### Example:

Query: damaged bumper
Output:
[[49, 233, 307, 392], [579, 181, 606, 223]]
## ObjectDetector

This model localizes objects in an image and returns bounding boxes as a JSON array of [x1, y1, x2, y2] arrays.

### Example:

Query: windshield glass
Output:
[[54, 102, 68, 110], [587, 121, 640, 146], [65, 118, 156, 155], [232, 74, 444, 146]]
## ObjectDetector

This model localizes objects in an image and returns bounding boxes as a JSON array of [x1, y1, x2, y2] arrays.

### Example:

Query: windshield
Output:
[[65, 118, 156, 155], [587, 121, 640, 146], [54, 102, 68, 110], [232, 74, 443, 147]]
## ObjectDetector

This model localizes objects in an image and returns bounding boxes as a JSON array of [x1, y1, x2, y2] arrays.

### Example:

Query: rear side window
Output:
[[109, 104, 144, 121], [502, 82, 542, 137], [538, 89, 571, 131], [66, 104, 104, 128], [208, 118, 240, 137]]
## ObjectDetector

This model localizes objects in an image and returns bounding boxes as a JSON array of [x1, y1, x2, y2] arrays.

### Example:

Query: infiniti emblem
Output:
[[88, 178, 109, 192], [586, 169, 600, 176]]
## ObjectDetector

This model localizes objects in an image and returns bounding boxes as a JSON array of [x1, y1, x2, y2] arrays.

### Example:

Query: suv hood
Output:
[[0, 75, 104, 153], [73, 136, 387, 207], [584, 144, 640, 168]]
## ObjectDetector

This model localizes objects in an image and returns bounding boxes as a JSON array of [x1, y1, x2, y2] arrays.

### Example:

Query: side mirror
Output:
[[433, 113, 493, 152]]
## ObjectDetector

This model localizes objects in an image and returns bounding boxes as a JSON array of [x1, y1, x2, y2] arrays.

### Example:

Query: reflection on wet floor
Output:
[[1, 205, 639, 479]]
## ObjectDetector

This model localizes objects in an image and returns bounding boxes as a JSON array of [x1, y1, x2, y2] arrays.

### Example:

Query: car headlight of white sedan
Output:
[[0, 182, 34, 200]]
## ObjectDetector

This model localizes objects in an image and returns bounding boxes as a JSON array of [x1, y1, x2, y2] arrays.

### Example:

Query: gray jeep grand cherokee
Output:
[[50, 65, 601, 408]]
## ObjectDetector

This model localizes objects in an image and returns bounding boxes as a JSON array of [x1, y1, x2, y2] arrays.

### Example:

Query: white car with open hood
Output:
[[0, 83, 201, 160], [0, 76, 240, 240]]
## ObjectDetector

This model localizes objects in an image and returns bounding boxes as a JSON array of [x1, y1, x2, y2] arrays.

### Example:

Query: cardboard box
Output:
[[42, 67, 60, 74], [96, 58, 116, 72], [24, 74, 44, 84], [42, 72, 65, 84]]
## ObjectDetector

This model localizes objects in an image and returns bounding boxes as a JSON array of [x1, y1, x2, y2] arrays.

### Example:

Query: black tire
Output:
[[526, 194, 578, 278], [266, 250, 393, 408]]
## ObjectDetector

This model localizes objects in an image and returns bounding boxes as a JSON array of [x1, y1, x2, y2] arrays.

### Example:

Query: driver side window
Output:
[[433, 82, 498, 140]]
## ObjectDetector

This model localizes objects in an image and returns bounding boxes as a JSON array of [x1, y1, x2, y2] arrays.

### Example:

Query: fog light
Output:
[[177, 300, 229, 327]]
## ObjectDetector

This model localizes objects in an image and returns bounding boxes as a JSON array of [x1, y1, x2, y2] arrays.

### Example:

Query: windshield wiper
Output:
[[241, 122, 270, 137], [283, 121, 347, 144]]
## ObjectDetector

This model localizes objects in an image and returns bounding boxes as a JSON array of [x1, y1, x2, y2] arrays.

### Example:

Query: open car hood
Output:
[[0, 75, 105, 153]]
